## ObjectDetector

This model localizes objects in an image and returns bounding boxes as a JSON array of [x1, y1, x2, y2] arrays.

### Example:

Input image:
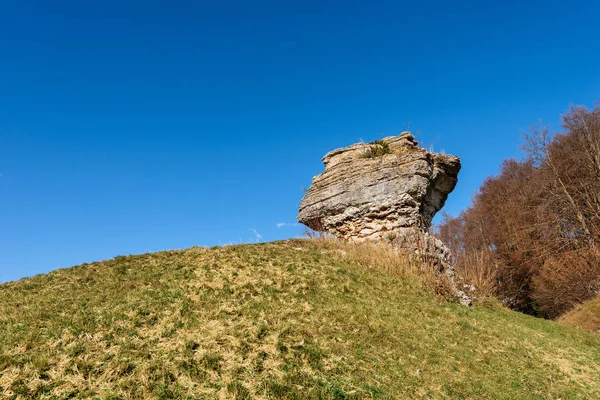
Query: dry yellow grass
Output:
[[559, 294, 600, 333], [0, 239, 599, 399]]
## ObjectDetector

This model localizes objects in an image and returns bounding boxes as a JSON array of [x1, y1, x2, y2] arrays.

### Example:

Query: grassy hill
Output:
[[1, 239, 599, 399], [560, 295, 600, 334]]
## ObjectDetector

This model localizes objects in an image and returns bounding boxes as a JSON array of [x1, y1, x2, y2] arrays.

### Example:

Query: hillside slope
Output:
[[560, 294, 600, 334], [1, 240, 599, 399]]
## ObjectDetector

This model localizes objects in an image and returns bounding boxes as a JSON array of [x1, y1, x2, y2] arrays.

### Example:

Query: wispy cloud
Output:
[[250, 228, 262, 242], [0, 172, 4, 177], [276, 222, 300, 228]]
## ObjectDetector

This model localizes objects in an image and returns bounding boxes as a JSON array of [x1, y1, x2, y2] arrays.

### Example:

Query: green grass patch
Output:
[[362, 140, 393, 158], [0, 240, 599, 398]]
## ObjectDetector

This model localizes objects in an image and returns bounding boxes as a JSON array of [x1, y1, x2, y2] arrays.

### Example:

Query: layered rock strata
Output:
[[298, 132, 471, 304], [298, 132, 460, 242]]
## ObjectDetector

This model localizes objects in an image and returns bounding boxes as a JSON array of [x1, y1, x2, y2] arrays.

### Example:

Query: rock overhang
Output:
[[297, 132, 461, 238], [297, 131, 471, 305]]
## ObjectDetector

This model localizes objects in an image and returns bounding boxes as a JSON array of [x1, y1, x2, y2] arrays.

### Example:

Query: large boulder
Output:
[[298, 132, 471, 304], [298, 132, 460, 242]]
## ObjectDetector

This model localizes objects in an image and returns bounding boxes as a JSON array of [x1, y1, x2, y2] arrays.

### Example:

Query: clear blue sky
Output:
[[1, 1, 599, 282]]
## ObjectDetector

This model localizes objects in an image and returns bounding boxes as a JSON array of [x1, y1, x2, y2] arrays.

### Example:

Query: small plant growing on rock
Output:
[[363, 140, 393, 158]]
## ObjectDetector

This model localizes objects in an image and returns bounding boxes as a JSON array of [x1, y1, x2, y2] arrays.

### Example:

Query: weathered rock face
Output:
[[298, 132, 471, 304], [298, 132, 460, 245]]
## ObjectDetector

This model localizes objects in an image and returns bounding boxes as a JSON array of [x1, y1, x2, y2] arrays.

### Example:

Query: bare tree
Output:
[[438, 102, 600, 318]]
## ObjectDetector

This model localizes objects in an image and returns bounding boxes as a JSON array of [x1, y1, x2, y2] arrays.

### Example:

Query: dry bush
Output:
[[302, 238, 432, 279], [437, 103, 600, 318], [340, 241, 434, 279], [299, 236, 461, 302], [456, 249, 498, 298], [532, 250, 600, 318], [432, 273, 460, 302], [436, 213, 499, 299], [301, 219, 427, 280], [337, 239, 463, 302]]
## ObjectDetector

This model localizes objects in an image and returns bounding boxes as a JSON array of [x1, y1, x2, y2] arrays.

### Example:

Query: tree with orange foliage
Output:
[[437, 103, 600, 318]]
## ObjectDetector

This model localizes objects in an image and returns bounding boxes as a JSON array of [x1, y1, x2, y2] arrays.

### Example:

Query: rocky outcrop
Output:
[[298, 132, 472, 304], [298, 132, 460, 242]]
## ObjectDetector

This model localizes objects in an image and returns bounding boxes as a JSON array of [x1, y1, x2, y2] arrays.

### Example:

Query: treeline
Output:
[[437, 103, 600, 318]]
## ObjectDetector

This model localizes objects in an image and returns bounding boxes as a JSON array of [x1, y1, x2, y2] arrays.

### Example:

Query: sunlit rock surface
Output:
[[298, 132, 471, 304]]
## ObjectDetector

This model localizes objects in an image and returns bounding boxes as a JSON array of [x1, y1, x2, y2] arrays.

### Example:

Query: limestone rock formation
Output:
[[298, 132, 460, 242], [298, 132, 471, 304]]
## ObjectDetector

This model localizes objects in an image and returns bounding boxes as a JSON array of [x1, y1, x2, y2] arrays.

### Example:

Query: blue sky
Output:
[[1, 0, 599, 282]]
